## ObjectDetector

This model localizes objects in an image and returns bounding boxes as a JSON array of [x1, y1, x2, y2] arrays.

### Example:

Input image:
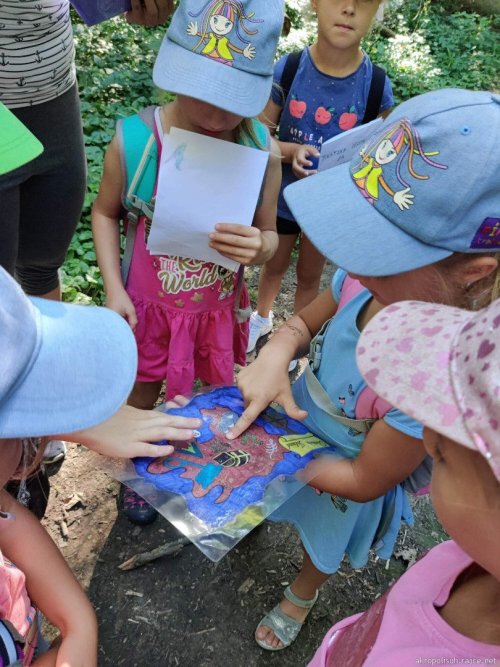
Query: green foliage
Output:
[[60, 229, 102, 304], [63, 4, 499, 303], [62, 14, 167, 303], [363, 1, 499, 103]]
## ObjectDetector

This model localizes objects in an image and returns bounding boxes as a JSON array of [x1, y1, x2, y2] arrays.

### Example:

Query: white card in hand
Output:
[[147, 127, 269, 272]]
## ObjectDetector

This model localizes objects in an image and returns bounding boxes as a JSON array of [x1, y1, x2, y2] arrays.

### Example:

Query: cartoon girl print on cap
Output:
[[187, 0, 263, 65], [351, 119, 448, 211]]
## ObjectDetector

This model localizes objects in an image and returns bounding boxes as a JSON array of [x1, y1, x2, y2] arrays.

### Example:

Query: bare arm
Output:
[[59, 404, 202, 459], [227, 288, 338, 439], [260, 99, 298, 164], [247, 136, 280, 262], [260, 98, 319, 179], [92, 137, 138, 328], [92, 136, 124, 293], [306, 421, 425, 502], [0, 492, 97, 667]]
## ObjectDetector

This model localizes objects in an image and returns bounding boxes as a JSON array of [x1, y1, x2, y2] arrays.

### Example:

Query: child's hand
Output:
[[292, 145, 320, 179], [126, 0, 174, 26], [65, 405, 202, 459], [106, 288, 138, 330], [226, 356, 308, 440], [209, 223, 268, 265]]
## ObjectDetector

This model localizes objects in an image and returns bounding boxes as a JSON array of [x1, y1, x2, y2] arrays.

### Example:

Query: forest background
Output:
[[61, 0, 499, 304]]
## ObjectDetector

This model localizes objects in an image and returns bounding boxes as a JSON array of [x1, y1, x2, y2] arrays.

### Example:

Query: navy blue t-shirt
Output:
[[271, 48, 393, 222]]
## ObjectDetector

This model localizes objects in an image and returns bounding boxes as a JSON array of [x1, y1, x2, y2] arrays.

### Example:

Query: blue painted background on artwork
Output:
[[132, 387, 330, 529]]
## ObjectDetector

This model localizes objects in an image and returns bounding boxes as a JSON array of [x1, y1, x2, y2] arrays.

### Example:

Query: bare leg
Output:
[[256, 234, 298, 318], [256, 548, 330, 649], [127, 381, 163, 410], [119, 380, 164, 523], [294, 234, 326, 313], [38, 285, 61, 301]]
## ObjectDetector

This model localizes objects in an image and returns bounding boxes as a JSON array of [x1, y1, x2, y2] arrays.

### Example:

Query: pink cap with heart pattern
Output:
[[356, 299, 500, 481]]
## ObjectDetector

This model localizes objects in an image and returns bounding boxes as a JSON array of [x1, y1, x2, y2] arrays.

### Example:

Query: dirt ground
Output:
[[42, 261, 447, 666]]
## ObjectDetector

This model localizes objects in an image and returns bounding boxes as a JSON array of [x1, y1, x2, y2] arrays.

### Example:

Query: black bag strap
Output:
[[361, 63, 386, 124], [279, 49, 303, 105]]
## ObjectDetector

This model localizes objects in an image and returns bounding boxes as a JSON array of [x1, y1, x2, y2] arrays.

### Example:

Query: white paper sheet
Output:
[[147, 127, 269, 272], [318, 118, 383, 172]]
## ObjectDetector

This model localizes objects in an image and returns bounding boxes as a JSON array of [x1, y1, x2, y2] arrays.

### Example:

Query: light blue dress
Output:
[[270, 270, 423, 574]]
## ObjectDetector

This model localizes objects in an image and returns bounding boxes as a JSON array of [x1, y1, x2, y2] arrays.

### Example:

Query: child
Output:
[[92, 0, 284, 523], [227, 88, 500, 650], [0, 439, 97, 667], [0, 263, 203, 664], [309, 296, 500, 665], [247, 0, 393, 363], [0, 254, 139, 665]]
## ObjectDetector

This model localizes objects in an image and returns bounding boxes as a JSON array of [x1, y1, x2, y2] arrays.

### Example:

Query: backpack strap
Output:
[[117, 106, 159, 284], [309, 275, 365, 373], [240, 117, 271, 151], [305, 275, 377, 434], [278, 49, 303, 106], [361, 64, 386, 124], [303, 364, 376, 433]]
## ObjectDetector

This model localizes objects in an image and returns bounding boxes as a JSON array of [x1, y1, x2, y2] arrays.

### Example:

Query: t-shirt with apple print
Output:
[[271, 47, 393, 222]]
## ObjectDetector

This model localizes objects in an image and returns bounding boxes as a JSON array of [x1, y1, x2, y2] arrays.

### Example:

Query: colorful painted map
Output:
[[132, 386, 334, 530]]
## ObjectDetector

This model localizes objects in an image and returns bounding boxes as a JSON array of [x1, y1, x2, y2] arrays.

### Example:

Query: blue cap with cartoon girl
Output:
[[153, 0, 284, 118], [284, 88, 500, 276]]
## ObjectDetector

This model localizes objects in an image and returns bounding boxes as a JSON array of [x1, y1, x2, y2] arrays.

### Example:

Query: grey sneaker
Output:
[[247, 311, 274, 353]]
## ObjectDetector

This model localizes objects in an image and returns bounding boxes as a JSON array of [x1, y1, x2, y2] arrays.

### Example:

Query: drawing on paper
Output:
[[132, 386, 333, 529]]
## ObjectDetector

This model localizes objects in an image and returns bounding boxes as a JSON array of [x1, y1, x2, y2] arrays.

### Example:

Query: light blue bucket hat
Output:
[[284, 89, 500, 276], [153, 0, 284, 117], [0, 268, 138, 438]]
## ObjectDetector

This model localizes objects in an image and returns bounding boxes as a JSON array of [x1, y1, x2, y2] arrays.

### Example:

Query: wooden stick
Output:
[[118, 537, 191, 571]]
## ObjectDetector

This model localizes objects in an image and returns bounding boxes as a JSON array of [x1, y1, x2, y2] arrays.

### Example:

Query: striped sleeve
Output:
[[0, 0, 75, 108]]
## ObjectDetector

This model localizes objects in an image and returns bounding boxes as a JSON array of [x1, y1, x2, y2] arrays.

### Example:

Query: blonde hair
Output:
[[434, 252, 500, 311], [236, 117, 268, 150]]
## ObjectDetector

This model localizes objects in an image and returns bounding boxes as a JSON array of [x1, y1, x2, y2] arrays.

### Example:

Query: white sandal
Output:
[[255, 585, 319, 651]]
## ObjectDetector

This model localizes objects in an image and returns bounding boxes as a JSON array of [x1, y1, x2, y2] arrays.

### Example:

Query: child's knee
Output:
[[127, 381, 162, 410]]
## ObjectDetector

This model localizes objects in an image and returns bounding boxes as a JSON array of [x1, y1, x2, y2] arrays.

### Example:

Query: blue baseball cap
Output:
[[284, 89, 500, 276], [153, 0, 284, 117], [0, 268, 138, 438]]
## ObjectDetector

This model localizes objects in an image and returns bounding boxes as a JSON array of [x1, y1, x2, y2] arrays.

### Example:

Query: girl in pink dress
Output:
[[92, 0, 283, 410]]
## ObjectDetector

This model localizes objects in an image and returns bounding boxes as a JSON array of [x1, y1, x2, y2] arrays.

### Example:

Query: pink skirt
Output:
[[130, 288, 249, 400]]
